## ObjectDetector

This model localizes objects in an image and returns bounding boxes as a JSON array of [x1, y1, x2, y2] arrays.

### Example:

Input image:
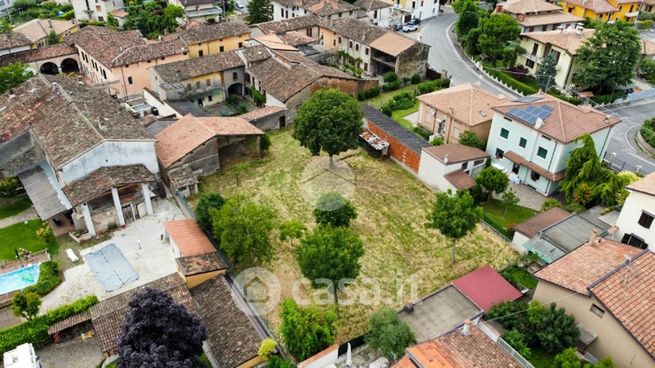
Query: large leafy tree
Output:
[[313, 192, 357, 227], [293, 89, 363, 169], [279, 299, 337, 361], [194, 192, 225, 233], [427, 190, 481, 263], [246, 0, 273, 24], [477, 14, 521, 63], [536, 52, 557, 91], [475, 166, 508, 197], [365, 309, 416, 359], [0, 63, 34, 95], [455, 0, 480, 37], [12, 291, 41, 321], [573, 22, 641, 93], [118, 288, 207, 368], [532, 304, 580, 354], [295, 226, 364, 308], [211, 196, 276, 267], [124, 0, 184, 39], [458, 130, 485, 149]]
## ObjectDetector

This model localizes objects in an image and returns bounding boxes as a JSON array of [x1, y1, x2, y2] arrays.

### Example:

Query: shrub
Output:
[[251, 86, 266, 106], [12, 292, 41, 321], [357, 86, 381, 101], [640, 118, 655, 148], [640, 59, 655, 80], [260, 133, 271, 154], [24, 261, 61, 296], [411, 73, 422, 84], [483, 64, 539, 95], [416, 78, 450, 95], [412, 126, 431, 140], [572, 182, 595, 207], [637, 20, 654, 30], [639, 11, 654, 21], [382, 80, 401, 91], [458, 130, 485, 149], [547, 89, 583, 105], [313, 192, 357, 227], [382, 71, 398, 83], [258, 338, 277, 360], [279, 299, 336, 360], [430, 136, 444, 146], [506, 65, 530, 81], [502, 330, 531, 358], [381, 92, 416, 116], [194, 192, 225, 233], [0, 295, 97, 355], [0, 177, 19, 198], [266, 356, 295, 368], [365, 309, 416, 359], [540, 198, 562, 212]]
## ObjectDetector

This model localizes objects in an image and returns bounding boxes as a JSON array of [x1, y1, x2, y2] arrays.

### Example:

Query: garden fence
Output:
[[497, 338, 535, 368]]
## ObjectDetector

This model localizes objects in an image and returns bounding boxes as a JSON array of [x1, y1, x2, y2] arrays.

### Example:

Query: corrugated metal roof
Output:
[[452, 265, 522, 312]]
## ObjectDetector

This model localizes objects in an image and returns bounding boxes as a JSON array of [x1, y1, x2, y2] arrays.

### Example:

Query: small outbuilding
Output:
[[452, 265, 523, 311], [417, 144, 488, 192]]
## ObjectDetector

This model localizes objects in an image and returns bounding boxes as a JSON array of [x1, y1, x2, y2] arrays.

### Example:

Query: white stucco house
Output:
[[486, 94, 619, 196], [615, 173, 655, 250], [71, 0, 124, 22], [418, 144, 489, 192], [0, 75, 159, 238]]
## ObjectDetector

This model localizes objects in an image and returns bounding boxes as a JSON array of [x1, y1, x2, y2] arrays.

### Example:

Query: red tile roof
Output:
[[422, 144, 489, 164], [589, 251, 655, 359], [444, 170, 477, 190], [452, 265, 522, 312], [535, 239, 642, 295], [512, 207, 571, 237], [164, 219, 216, 257]]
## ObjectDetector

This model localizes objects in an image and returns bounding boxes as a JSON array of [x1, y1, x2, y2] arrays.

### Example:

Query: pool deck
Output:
[[40, 198, 185, 313]]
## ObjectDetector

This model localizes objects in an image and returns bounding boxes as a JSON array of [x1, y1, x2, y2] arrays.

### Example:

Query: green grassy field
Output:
[[482, 199, 537, 230], [195, 128, 519, 340], [0, 219, 56, 260]]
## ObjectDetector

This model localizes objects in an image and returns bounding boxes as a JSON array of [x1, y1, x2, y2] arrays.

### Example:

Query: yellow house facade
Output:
[[561, 0, 639, 22], [178, 21, 251, 58]]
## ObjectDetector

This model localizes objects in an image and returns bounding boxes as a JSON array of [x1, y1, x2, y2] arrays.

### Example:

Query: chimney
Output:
[[444, 153, 449, 164], [535, 117, 544, 129], [588, 229, 598, 245], [462, 320, 471, 336]]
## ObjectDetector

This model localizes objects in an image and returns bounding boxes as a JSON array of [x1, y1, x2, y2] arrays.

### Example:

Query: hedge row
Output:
[[417, 78, 451, 95], [483, 64, 539, 95], [357, 86, 381, 101], [641, 119, 655, 148], [24, 261, 61, 296], [0, 295, 98, 354]]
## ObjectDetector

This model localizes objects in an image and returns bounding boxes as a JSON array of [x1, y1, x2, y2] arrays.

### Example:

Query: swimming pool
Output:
[[0, 264, 40, 295]]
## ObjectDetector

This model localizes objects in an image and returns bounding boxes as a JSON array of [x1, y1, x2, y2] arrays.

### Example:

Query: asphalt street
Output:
[[418, 9, 655, 174]]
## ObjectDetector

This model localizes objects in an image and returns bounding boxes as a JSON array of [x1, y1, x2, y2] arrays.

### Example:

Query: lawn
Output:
[[366, 84, 420, 109], [391, 103, 419, 130], [0, 219, 57, 260], [501, 265, 538, 290], [529, 348, 555, 368], [0, 196, 32, 220], [482, 199, 537, 230], [195, 128, 519, 340]]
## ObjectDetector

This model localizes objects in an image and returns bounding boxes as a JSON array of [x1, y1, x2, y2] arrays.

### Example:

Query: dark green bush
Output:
[[411, 73, 421, 84], [383, 72, 398, 83], [24, 261, 61, 296], [483, 64, 539, 95], [416, 78, 450, 95], [357, 86, 381, 100], [382, 80, 401, 92], [0, 295, 98, 355], [502, 330, 531, 358], [641, 118, 655, 148], [259, 134, 271, 154], [430, 136, 444, 146], [412, 126, 431, 141], [381, 92, 416, 116]]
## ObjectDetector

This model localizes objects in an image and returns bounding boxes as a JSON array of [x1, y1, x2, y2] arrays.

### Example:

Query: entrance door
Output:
[[122, 204, 136, 224], [279, 116, 286, 128]]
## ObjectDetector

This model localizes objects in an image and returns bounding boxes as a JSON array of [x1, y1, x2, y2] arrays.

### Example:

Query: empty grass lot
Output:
[[0, 219, 56, 260], [482, 199, 537, 230], [196, 129, 519, 340]]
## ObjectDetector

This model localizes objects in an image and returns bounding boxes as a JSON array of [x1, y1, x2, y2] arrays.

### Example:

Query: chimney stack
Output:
[[444, 153, 449, 164], [589, 229, 599, 245], [462, 320, 471, 336]]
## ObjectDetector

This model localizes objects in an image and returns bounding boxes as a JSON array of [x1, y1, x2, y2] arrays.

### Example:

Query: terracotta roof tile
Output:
[[64, 26, 145, 67], [256, 15, 321, 35], [48, 311, 91, 335], [561, 0, 618, 13], [417, 84, 507, 127], [254, 33, 299, 51], [322, 17, 386, 44], [91, 273, 195, 353], [518, 12, 584, 27], [534, 239, 642, 294], [153, 51, 244, 83], [239, 106, 286, 121], [111, 37, 188, 67], [422, 144, 489, 164], [240, 44, 272, 63], [304, 0, 359, 17], [501, 0, 561, 14], [191, 276, 265, 368], [14, 19, 77, 43], [164, 219, 216, 257], [298, 345, 338, 368], [444, 171, 476, 190], [493, 94, 619, 143], [452, 265, 522, 312], [0, 43, 76, 66], [354, 0, 392, 10], [505, 151, 565, 181], [156, 114, 264, 168], [178, 21, 250, 45], [369, 32, 418, 57], [176, 252, 227, 276], [513, 207, 571, 237], [62, 165, 155, 206], [0, 31, 33, 50], [626, 172, 655, 196], [589, 251, 655, 359], [0, 75, 153, 167], [523, 28, 594, 55]]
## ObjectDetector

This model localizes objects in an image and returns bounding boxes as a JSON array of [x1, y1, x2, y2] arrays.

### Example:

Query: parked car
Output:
[[405, 18, 421, 26], [402, 24, 418, 32], [392, 23, 403, 31]]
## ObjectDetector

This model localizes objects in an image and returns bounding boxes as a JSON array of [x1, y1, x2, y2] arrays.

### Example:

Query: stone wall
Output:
[[396, 42, 430, 79]]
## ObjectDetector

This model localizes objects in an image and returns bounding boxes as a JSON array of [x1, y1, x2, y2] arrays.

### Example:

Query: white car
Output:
[[402, 24, 418, 32]]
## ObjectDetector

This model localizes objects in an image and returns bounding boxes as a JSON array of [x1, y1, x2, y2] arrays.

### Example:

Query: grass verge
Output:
[[0, 220, 57, 260]]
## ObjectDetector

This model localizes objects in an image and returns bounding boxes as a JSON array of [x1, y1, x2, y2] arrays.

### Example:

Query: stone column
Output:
[[81, 204, 96, 237], [142, 183, 153, 215], [112, 187, 126, 226]]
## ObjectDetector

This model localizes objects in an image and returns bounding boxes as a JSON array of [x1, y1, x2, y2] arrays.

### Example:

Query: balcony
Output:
[[183, 83, 225, 98], [371, 50, 397, 68], [523, 53, 543, 64]]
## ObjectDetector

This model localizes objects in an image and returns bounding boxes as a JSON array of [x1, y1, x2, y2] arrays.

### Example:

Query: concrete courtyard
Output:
[[41, 198, 185, 312]]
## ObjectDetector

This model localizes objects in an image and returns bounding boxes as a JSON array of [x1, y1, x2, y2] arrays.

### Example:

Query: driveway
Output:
[[40, 198, 185, 312], [38, 337, 104, 368], [418, 8, 519, 97]]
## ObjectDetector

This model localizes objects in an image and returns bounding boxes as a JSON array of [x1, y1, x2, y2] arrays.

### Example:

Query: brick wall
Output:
[[367, 121, 421, 173]]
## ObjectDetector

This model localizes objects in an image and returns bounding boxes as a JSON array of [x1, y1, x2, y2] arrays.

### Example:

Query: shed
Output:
[[417, 144, 488, 191], [452, 265, 522, 311], [164, 219, 216, 258], [361, 104, 431, 173]]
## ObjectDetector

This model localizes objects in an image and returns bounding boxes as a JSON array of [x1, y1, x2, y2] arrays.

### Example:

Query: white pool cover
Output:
[[84, 244, 139, 292]]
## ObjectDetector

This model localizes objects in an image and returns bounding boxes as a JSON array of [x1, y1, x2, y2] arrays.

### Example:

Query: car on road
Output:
[[402, 24, 418, 32], [405, 18, 421, 26], [235, 2, 245, 9]]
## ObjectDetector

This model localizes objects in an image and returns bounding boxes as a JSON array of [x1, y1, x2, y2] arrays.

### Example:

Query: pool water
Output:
[[0, 264, 40, 295]]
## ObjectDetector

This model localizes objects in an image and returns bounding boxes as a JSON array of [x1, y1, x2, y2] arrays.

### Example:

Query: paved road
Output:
[[419, 8, 518, 97], [596, 99, 655, 174]]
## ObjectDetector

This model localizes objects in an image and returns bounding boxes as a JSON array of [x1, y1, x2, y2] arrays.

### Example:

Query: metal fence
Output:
[[497, 338, 536, 368], [602, 152, 643, 174]]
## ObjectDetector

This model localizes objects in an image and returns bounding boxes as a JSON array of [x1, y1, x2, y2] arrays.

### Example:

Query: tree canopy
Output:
[[365, 309, 416, 359], [313, 192, 357, 227], [194, 192, 225, 233], [427, 190, 481, 263], [279, 299, 337, 361], [537, 52, 557, 91], [476, 166, 508, 196], [293, 89, 363, 168], [118, 288, 207, 368], [12, 291, 41, 321], [0, 63, 34, 95], [476, 14, 521, 63], [211, 196, 276, 267], [246, 0, 273, 24], [455, 0, 480, 37], [458, 130, 485, 149], [573, 22, 641, 93], [295, 226, 364, 306], [124, 0, 184, 39]]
